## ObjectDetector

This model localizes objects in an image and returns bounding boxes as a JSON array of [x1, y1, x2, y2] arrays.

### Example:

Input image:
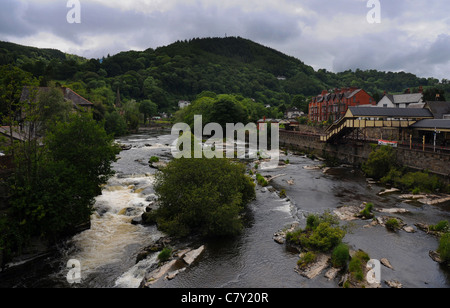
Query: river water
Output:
[[1, 131, 449, 288]]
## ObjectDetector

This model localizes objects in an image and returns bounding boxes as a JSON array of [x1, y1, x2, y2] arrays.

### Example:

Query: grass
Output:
[[256, 174, 268, 187], [385, 218, 401, 231]]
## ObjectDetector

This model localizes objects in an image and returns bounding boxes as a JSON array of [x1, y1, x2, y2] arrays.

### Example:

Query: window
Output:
[[444, 114, 450, 119], [383, 104, 388, 108]]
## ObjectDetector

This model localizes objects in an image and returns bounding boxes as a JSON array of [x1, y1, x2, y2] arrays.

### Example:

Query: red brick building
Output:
[[309, 87, 376, 123]]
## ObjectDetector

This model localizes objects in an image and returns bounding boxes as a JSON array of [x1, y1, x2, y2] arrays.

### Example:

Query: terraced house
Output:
[[309, 87, 376, 123]]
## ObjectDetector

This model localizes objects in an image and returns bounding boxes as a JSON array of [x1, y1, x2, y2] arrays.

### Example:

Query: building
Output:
[[309, 87, 376, 123], [178, 101, 191, 109], [285, 107, 304, 119], [424, 101, 450, 119], [376, 89, 424, 109]]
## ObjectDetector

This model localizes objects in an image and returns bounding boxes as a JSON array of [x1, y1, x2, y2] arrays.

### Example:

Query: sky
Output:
[[1, 0, 450, 80]]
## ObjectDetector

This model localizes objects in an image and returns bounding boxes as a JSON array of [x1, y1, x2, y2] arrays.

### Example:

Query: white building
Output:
[[377, 93, 424, 109], [178, 101, 191, 109]]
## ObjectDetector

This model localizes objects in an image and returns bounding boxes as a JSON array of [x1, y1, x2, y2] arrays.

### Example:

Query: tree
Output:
[[139, 100, 158, 125], [3, 113, 118, 259], [362, 145, 397, 179], [153, 155, 255, 238], [104, 111, 128, 137]]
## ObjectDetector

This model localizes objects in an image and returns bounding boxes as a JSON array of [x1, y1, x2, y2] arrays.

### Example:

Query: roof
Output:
[[21, 87, 93, 107], [410, 119, 450, 130], [425, 101, 450, 119], [383, 93, 423, 105], [348, 107, 433, 118]]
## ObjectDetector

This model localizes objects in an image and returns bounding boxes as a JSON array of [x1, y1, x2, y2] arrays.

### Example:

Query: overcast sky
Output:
[[1, 0, 449, 80]]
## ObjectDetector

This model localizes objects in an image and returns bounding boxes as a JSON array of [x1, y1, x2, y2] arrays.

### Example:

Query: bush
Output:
[[149, 156, 160, 163], [153, 156, 256, 238], [158, 247, 172, 263], [332, 243, 350, 268], [430, 220, 450, 233], [438, 233, 450, 264], [359, 203, 374, 219], [385, 218, 401, 231], [297, 252, 317, 269], [348, 251, 370, 282], [256, 174, 268, 187], [362, 146, 397, 179], [287, 212, 345, 253]]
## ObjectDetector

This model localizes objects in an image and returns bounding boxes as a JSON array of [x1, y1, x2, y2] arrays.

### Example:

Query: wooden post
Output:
[[410, 134, 412, 150], [423, 135, 426, 151]]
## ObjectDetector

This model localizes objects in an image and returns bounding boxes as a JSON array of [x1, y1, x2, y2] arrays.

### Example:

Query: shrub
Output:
[[332, 243, 350, 268], [359, 203, 374, 219], [149, 156, 160, 163], [256, 174, 268, 187], [430, 220, 450, 233], [301, 222, 346, 252], [279, 189, 287, 198], [438, 233, 450, 264], [385, 218, 400, 231], [153, 156, 256, 238], [362, 146, 397, 180], [349, 251, 370, 282], [306, 214, 320, 231], [297, 252, 317, 269], [158, 247, 172, 263], [385, 218, 401, 231]]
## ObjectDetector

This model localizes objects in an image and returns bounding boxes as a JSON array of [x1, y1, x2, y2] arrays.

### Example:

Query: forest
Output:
[[1, 36, 449, 129]]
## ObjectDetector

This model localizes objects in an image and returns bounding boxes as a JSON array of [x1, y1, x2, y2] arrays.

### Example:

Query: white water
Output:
[[67, 175, 164, 287]]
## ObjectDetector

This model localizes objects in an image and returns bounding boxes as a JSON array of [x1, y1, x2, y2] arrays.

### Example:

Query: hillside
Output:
[[0, 37, 448, 112]]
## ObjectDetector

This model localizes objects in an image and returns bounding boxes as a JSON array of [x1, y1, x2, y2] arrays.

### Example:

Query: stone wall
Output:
[[280, 130, 450, 178]]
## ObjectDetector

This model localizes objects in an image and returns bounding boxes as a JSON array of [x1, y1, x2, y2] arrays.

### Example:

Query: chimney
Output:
[[419, 86, 423, 94], [406, 88, 410, 94], [321, 90, 328, 96]]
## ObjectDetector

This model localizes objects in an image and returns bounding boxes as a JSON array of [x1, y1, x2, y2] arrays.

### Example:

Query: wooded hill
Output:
[[1, 37, 448, 113]]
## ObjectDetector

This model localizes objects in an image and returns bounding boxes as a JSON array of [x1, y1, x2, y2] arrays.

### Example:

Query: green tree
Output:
[[3, 113, 118, 259], [153, 156, 255, 238], [104, 111, 128, 137], [139, 100, 158, 125], [362, 145, 397, 179]]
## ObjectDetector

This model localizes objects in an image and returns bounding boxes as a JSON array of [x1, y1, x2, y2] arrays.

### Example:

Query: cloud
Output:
[[0, 0, 449, 80]]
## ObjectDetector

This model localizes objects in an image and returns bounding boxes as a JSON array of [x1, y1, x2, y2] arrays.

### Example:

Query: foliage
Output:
[[362, 146, 397, 180], [348, 251, 370, 282], [149, 156, 160, 163], [3, 37, 447, 118], [382, 169, 444, 193], [438, 233, 450, 264], [256, 174, 268, 187], [158, 247, 172, 263], [2, 113, 118, 259], [332, 243, 350, 268], [359, 203, 374, 220], [385, 218, 401, 231], [287, 213, 345, 253], [297, 252, 317, 269], [152, 156, 256, 238], [104, 111, 128, 137], [429, 221, 450, 233]]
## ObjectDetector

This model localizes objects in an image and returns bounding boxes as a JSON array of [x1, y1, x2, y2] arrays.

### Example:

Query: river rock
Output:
[[385, 280, 403, 288], [324, 267, 340, 281], [334, 204, 366, 221], [150, 161, 167, 170], [142, 259, 178, 287], [403, 226, 416, 233], [377, 208, 409, 214], [381, 258, 394, 270], [183, 245, 205, 266], [378, 188, 400, 195], [429, 250, 443, 264], [295, 253, 330, 279], [273, 222, 300, 245]]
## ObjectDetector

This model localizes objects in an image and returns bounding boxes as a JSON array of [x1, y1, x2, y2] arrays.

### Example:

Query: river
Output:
[[1, 131, 449, 288]]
